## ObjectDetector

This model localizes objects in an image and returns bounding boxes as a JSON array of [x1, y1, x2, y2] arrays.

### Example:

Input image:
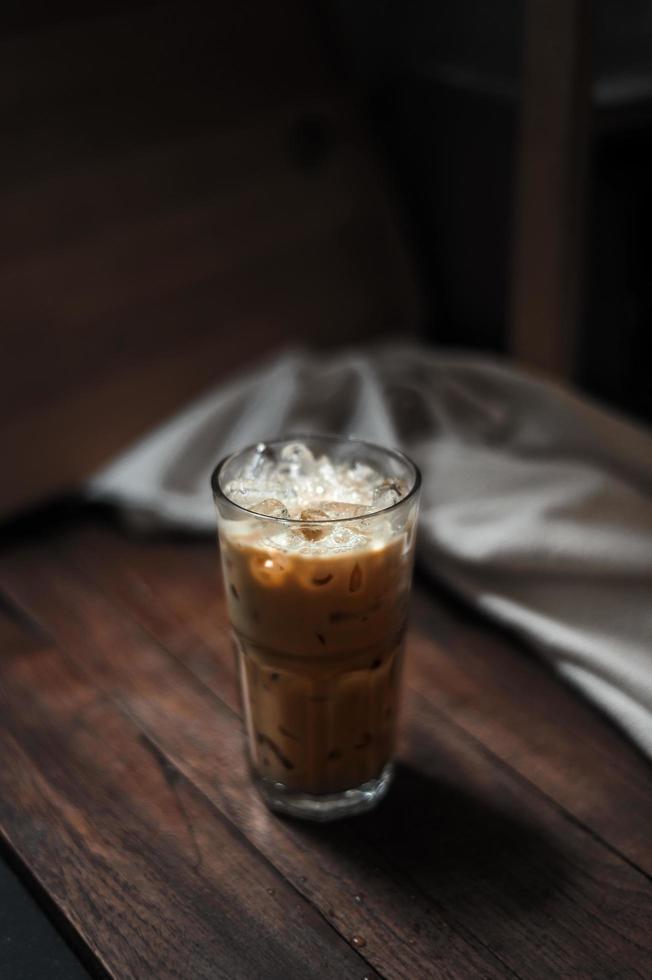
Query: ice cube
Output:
[[224, 479, 262, 505], [247, 442, 275, 477], [253, 498, 290, 518], [299, 507, 329, 540], [328, 526, 368, 551], [372, 478, 407, 510], [318, 501, 368, 519], [350, 462, 376, 483], [280, 442, 315, 471], [300, 508, 330, 522], [315, 454, 336, 485], [373, 491, 400, 511]]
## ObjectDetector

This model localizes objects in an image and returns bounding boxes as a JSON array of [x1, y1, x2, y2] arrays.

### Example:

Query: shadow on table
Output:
[[292, 762, 567, 916]]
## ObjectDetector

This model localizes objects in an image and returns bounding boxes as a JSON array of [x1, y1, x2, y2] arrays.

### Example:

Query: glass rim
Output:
[[210, 433, 422, 525]]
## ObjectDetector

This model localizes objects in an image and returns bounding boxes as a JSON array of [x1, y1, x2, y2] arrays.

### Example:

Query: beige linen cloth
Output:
[[88, 346, 652, 757]]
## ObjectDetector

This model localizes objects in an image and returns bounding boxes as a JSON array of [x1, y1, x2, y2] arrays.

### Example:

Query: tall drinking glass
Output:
[[211, 435, 420, 820]]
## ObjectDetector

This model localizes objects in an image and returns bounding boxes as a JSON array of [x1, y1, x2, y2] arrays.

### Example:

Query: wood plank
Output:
[[375, 695, 652, 979], [509, 0, 592, 378], [0, 536, 510, 980], [1, 520, 651, 977], [0, 611, 378, 980], [61, 519, 652, 878], [408, 591, 652, 875]]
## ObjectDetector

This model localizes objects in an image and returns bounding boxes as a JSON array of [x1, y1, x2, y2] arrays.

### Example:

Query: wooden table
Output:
[[0, 506, 650, 979]]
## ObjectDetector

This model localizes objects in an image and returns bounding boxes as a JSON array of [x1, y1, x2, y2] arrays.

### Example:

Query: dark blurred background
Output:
[[2, 0, 651, 522], [330, 0, 652, 416]]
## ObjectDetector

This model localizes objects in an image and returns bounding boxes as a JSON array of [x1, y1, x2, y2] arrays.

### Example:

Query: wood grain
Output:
[[0, 530, 506, 979], [61, 519, 652, 878], [0, 511, 651, 979], [0, 604, 378, 979]]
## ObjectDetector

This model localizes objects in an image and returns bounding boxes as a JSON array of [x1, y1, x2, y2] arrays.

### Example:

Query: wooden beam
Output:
[[510, 0, 592, 378]]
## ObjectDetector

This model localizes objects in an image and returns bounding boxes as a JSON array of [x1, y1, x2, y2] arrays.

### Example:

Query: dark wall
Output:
[[0, 0, 420, 518], [330, 0, 523, 354], [329, 0, 652, 422]]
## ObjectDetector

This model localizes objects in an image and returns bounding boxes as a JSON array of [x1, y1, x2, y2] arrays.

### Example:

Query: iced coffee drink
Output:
[[211, 436, 420, 820]]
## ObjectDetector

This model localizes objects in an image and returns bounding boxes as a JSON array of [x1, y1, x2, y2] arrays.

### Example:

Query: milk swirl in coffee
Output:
[[217, 440, 418, 805]]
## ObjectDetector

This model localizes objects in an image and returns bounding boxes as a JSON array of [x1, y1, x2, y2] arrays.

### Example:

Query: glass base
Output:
[[254, 762, 394, 822]]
